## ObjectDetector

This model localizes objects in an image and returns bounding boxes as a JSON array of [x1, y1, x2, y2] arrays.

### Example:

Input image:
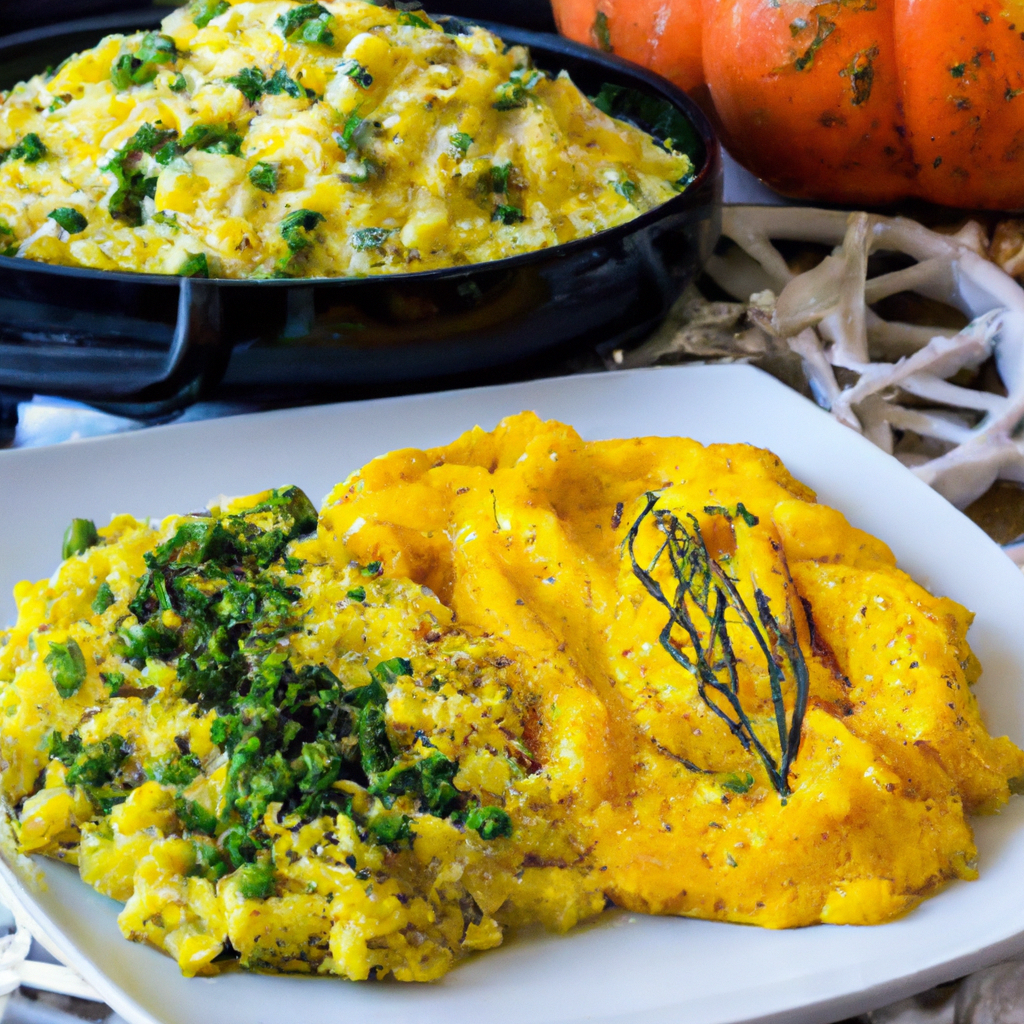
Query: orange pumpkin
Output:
[[551, 0, 1024, 209]]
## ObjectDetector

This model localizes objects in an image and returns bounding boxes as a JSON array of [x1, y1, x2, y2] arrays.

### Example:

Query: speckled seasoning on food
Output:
[[0, 0, 692, 279]]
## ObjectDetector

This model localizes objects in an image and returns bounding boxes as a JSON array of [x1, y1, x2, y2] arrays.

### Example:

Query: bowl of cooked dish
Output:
[[0, 1, 721, 412]]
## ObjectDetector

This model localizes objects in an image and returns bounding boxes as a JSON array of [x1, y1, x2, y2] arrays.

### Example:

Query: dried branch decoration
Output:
[[618, 207, 1024, 519], [625, 494, 809, 799]]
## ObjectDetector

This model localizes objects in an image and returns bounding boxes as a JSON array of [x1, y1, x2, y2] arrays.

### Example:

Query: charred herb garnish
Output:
[[625, 493, 809, 799]]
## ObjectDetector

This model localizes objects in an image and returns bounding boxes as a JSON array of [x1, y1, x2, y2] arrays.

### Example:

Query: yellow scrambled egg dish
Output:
[[0, 1, 691, 279], [1, 413, 1022, 983]]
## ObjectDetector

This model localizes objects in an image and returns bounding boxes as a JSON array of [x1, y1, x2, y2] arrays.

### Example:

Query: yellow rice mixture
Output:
[[0, 0, 691, 278], [0, 490, 603, 980]]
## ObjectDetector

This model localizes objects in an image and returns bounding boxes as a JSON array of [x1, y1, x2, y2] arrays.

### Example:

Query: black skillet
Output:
[[0, 10, 722, 415]]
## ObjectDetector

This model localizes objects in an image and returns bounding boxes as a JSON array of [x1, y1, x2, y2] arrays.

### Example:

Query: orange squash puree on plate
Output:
[[0, 413, 1021, 984], [321, 412, 1024, 928]]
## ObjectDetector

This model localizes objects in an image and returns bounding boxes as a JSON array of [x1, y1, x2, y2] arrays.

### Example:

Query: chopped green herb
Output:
[[493, 67, 543, 111], [346, 586, 366, 602], [63, 518, 98, 559], [265, 67, 304, 98], [721, 772, 755, 794], [153, 211, 179, 228], [48, 207, 87, 234], [613, 179, 637, 202], [492, 204, 523, 225], [105, 123, 177, 225], [397, 11, 431, 28], [280, 209, 325, 252], [91, 582, 115, 614], [237, 861, 276, 898], [1, 133, 48, 165], [48, 94, 71, 112], [191, 0, 229, 28], [458, 804, 513, 840], [351, 227, 392, 250], [490, 161, 512, 192], [334, 108, 365, 152], [177, 252, 209, 278], [248, 161, 278, 193], [951, 63, 966, 78], [226, 66, 267, 104], [337, 59, 373, 88], [179, 123, 243, 155], [591, 82, 702, 169], [794, 14, 836, 72], [371, 657, 413, 686], [110, 34, 177, 90], [146, 753, 202, 787], [101, 671, 125, 694], [169, 72, 188, 92], [176, 796, 217, 835], [368, 812, 412, 845], [45, 639, 87, 699], [449, 131, 473, 157], [275, 4, 334, 45], [361, 560, 383, 577]]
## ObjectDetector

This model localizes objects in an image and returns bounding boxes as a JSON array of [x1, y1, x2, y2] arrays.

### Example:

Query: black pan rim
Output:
[[0, 10, 721, 289]]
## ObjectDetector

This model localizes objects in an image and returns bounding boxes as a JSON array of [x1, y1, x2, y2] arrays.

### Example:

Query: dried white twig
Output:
[[622, 206, 1024, 515]]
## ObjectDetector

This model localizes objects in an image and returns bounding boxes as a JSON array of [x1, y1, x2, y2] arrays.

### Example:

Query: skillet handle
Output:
[[0, 272, 225, 409]]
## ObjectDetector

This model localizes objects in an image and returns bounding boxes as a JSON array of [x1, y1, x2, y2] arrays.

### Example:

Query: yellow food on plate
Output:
[[0, 0, 691, 279], [1, 413, 1021, 983]]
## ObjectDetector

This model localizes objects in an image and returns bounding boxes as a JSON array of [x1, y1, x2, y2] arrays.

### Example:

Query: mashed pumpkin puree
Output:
[[0, 1, 691, 278], [1, 414, 1021, 982]]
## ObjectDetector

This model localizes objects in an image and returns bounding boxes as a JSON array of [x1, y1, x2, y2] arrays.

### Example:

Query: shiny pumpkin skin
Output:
[[552, 0, 1024, 209]]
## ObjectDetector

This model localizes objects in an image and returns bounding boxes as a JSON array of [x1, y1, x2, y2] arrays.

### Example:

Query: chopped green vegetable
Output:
[[275, 4, 334, 45], [334, 108, 365, 153], [337, 58, 373, 88], [110, 34, 177, 90], [101, 671, 125, 694], [55, 734, 126, 787], [191, 0, 229, 28], [449, 131, 473, 157], [721, 772, 755, 794], [226, 66, 266, 104], [48, 207, 87, 234], [397, 11, 431, 28], [176, 796, 217, 835], [0, 133, 48, 165], [613, 179, 637, 202], [62, 518, 98, 559], [265, 67, 304, 98], [169, 72, 188, 92], [492, 204, 524, 225], [236, 861, 276, 899], [91, 582, 115, 614], [105, 123, 176, 225], [361, 560, 383, 577], [346, 586, 366, 602], [459, 804, 513, 840], [368, 812, 412, 845], [490, 161, 513, 192], [178, 252, 209, 278], [248, 161, 279, 193], [48, 94, 71, 112], [146, 753, 202, 787], [493, 67, 543, 111], [351, 227, 391, 251], [45, 639, 87, 699], [178, 123, 244, 155], [371, 657, 412, 686], [280, 209, 325, 252]]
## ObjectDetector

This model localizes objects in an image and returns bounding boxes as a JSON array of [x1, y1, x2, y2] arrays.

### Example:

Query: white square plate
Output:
[[2, 365, 1023, 1024]]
